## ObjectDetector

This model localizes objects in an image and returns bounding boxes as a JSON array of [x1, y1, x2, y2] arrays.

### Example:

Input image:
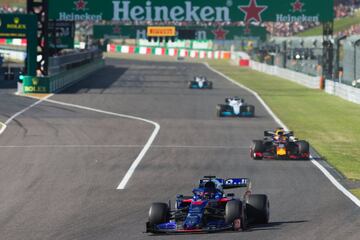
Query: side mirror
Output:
[[176, 194, 184, 199], [264, 131, 272, 136]]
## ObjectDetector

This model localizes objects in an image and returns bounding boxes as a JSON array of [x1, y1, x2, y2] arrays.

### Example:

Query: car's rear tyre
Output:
[[225, 200, 246, 230], [246, 105, 255, 117], [188, 81, 195, 89], [217, 105, 224, 117], [149, 202, 170, 226], [246, 194, 269, 224], [208, 81, 213, 89], [297, 140, 310, 159], [251, 140, 264, 160]]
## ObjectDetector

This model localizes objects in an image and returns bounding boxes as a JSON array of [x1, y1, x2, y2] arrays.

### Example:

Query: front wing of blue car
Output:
[[146, 221, 233, 234]]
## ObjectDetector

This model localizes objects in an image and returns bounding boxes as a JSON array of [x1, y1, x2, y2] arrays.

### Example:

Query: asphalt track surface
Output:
[[0, 58, 359, 240]]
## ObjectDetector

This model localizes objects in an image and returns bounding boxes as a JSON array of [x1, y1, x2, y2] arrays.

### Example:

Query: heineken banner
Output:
[[93, 25, 267, 41], [50, 0, 333, 23]]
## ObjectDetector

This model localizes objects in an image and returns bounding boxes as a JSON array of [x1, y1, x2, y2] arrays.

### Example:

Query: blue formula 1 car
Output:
[[217, 97, 255, 117], [146, 176, 269, 234], [188, 76, 213, 89]]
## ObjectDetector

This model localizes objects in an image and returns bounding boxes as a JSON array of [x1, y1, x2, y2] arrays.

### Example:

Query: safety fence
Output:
[[250, 60, 320, 89], [106, 44, 231, 60], [325, 80, 360, 104], [248, 58, 360, 105]]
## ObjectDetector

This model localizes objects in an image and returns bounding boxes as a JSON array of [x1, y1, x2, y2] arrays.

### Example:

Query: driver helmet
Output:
[[274, 128, 284, 140]]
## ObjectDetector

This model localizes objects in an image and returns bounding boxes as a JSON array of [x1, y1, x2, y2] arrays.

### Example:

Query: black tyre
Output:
[[188, 81, 195, 89], [246, 105, 255, 117], [251, 140, 264, 160], [208, 81, 213, 89], [297, 141, 310, 159], [246, 194, 269, 224], [148, 202, 169, 226], [217, 105, 224, 117], [225, 200, 246, 231]]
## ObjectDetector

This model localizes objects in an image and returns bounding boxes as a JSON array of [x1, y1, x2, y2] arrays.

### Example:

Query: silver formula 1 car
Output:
[[217, 97, 255, 117]]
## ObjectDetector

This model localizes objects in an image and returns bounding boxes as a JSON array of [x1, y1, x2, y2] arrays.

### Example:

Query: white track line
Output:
[[0, 94, 54, 137], [43, 98, 160, 190], [4, 94, 54, 125], [0, 122, 7, 135], [2, 94, 159, 190], [204, 62, 360, 208]]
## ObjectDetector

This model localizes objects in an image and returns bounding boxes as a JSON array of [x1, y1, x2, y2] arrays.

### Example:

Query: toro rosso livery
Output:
[[146, 176, 269, 234], [188, 76, 213, 89], [250, 128, 310, 160], [217, 97, 255, 117]]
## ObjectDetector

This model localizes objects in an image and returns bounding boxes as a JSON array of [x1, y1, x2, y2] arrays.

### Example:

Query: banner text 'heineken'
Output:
[[50, 0, 333, 23]]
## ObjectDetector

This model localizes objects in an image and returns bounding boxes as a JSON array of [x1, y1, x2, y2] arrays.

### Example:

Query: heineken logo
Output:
[[51, 0, 333, 23], [238, 0, 268, 23], [112, 25, 121, 34], [212, 26, 229, 40], [112, 1, 231, 22], [291, 0, 304, 13], [74, 0, 88, 11]]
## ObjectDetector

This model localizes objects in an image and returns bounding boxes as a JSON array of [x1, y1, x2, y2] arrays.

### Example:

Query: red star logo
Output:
[[239, 0, 268, 23], [212, 27, 229, 40], [244, 24, 251, 34], [74, 0, 87, 11], [291, 0, 304, 12], [113, 25, 121, 34]]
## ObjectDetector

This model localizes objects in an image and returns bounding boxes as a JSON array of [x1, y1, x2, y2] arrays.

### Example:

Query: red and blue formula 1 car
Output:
[[146, 176, 269, 234], [250, 128, 310, 160]]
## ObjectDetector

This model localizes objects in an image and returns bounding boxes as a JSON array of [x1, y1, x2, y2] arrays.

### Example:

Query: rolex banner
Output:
[[93, 25, 267, 41], [49, 0, 333, 23]]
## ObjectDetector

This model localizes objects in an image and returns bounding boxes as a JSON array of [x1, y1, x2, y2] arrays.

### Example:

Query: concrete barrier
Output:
[[22, 59, 104, 94], [250, 61, 320, 89], [325, 80, 360, 104]]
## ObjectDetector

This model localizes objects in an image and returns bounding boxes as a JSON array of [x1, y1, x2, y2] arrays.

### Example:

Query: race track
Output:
[[0, 58, 359, 240]]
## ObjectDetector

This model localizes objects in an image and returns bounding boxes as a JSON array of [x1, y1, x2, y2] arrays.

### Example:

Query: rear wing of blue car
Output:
[[199, 177, 249, 189]]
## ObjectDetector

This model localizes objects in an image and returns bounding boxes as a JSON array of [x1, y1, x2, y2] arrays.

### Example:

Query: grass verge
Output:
[[297, 11, 360, 36], [351, 189, 360, 199], [208, 60, 360, 181]]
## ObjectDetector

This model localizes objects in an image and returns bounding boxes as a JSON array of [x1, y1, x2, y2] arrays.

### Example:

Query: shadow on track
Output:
[[61, 65, 128, 94], [248, 220, 309, 232]]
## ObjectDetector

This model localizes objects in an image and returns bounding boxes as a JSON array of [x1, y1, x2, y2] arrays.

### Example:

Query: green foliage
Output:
[[209, 60, 360, 181]]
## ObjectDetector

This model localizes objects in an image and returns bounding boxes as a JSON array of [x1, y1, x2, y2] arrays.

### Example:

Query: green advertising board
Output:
[[93, 25, 267, 41], [0, 14, 37, 76], [50, 0, 333, 23], [49, 21, 75, 49], [22, 76, 50, 94]]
